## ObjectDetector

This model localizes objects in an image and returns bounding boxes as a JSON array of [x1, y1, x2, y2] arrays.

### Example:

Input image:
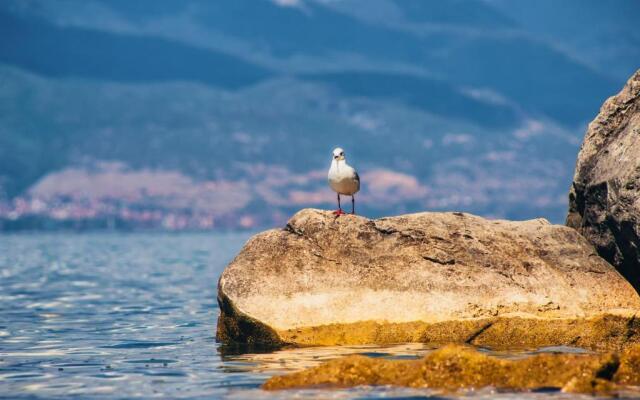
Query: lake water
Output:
[[0, 233, 632, 399]]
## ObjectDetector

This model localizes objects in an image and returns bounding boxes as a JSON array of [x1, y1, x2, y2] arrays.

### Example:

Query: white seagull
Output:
[[327, 147, 360, 215]]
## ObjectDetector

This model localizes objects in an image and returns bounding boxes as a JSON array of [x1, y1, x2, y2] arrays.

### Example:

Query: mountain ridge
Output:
[[0, 0, 637, 229]]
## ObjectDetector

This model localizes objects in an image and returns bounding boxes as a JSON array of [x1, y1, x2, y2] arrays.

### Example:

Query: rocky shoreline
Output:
[[263, 344, 640, 395], [216, 68, 640, 394]]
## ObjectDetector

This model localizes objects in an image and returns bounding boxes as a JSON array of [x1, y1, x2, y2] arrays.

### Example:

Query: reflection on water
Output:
[[0, 233, 637, 399], [222, 343, 599, 375], [221, 343, 437, 375]]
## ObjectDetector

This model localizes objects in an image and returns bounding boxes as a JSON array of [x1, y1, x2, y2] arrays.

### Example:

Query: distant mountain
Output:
[[0, 0, 637, 230], [2, 0, 617, 124], [0, 10, 271, 88], [488, 0, 640, 81], [304, 71, 521, 128]]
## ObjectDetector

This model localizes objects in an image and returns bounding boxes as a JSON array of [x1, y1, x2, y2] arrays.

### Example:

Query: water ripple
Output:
[[2, 233, 636, 400]]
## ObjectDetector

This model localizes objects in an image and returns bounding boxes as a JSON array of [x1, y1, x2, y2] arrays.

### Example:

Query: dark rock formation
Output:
[[217, 209, 640, 350], [567, 69, 640, 292]]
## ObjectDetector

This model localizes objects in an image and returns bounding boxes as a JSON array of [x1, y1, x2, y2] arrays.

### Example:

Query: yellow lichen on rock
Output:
[[275, 314, 640, 351], [263, 344, 640, 395], [615, 344, 640, 385]]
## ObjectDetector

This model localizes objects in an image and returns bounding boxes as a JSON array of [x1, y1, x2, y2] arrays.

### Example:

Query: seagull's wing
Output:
[[353, 170, 361, 190]]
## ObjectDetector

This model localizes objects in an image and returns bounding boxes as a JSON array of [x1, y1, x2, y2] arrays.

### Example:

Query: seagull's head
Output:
[[332, 147, 345, 161]]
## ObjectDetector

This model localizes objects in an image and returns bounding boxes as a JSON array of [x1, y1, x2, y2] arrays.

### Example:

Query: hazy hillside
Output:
[[489, 0, 640, 81], [0, 0, 637, 230]]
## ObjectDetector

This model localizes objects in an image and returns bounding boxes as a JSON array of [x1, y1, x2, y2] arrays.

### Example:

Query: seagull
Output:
[[328, 147, 360, 215]]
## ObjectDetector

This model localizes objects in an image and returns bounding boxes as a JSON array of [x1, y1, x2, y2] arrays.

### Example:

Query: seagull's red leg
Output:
[[333, 193, 345, 215]]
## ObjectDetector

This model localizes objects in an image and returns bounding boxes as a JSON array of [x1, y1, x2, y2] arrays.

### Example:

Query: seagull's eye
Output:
[[340, 152, 344, 156]]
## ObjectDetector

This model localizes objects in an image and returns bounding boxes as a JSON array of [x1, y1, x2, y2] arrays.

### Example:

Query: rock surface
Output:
[[262, 344, 640, 395], [567, 69, 640, 292], [217, 209, 640, 349]]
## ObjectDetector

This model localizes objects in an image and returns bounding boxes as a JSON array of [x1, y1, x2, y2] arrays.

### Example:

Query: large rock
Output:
[[217, 209, 640, 350], [567, 69, 640, 291]]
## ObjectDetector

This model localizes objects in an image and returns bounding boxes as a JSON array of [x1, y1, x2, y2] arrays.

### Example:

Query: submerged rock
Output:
[[567, 69, 640, 291], [262, 344, 640, 395], [217, 209, 640, 349], [615, 344, 640, 386]]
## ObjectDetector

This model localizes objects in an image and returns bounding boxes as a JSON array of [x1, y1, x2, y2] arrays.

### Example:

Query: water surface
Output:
[[0, 233, 634, 399]]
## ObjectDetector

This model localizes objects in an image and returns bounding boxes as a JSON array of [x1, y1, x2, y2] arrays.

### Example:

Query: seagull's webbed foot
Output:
[[333, 209, 346, 216]]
